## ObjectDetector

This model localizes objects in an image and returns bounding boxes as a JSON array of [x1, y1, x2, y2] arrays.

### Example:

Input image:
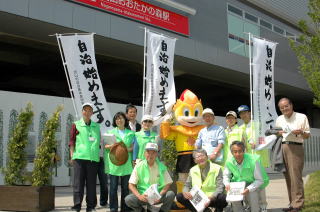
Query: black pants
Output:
[[97, 157, 108, 206], [73, 159, 99, 210], [176, 193, 227, 212]]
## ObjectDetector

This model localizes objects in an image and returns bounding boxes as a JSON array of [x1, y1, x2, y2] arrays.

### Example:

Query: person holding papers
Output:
[[104, 112, 135, 212], [125, 143, 175, 212], [176, 149, 227, 212], [195, 108, 226, 164], [133, 115, 158, 162], [223, 141, 269, 212]]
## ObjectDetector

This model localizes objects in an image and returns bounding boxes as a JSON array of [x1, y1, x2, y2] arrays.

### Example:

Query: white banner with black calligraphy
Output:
[[252, 37, 278, 147], [57, 33, 112, 133], [144, 30, 176, 125]]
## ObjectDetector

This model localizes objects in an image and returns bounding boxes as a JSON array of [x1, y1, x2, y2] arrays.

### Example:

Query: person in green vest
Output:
[[222, 111, 244, 166], [223, 141, 269, 212], [176, 149, 228, 212], [125, 143, 175, 212], [69, 102, 101, 212], [237, 105, 269, 212], [104, 112, 135, 212], [133, 114, 158, 163]]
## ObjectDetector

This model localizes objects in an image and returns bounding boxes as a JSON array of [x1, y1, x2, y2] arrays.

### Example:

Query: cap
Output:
[[82, 102, 94, 109], [202, 108, 214, 116], [141, 114, 154, 122], [145, 143, 158, 151], [237, 105, 250, 113], [226, 111, 237, 118]]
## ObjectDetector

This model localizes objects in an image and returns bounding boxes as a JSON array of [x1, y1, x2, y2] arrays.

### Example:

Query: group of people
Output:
[[69, 97, 310, 212]]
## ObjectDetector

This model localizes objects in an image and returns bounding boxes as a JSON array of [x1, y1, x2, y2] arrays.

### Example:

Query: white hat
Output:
[[202, 108, 214, 116], [145, 143, 158, 151], [82, 102, 94, 109], [141, 114, 154, 122], [226, 111, 237, 118]]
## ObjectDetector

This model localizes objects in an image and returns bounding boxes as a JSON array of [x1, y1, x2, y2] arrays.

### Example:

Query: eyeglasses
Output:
[[143, 120, 153, 123], [194, 154, 206, 159]]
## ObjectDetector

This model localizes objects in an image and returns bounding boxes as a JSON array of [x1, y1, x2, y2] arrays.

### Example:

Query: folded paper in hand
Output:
[[226, 182, 246, 202], [103, 133, 117, 145], [144, 184, 161, 205], [189, 185, 210, 212]]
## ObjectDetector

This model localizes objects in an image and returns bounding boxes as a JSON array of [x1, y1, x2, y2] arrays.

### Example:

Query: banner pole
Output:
[[55, 34, 79, 119], [142, 28, 147, 115], [248, 32, 254, 154]]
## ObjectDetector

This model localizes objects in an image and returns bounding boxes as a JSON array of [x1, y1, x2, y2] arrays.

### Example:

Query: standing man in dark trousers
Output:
[[276, 98, 310, 212], [97, 147, 108, 207], [126, 104, 141, 132], [69, 102, 101, 212]]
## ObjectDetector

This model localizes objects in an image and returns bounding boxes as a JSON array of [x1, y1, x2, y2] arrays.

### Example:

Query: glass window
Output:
[[286, 31, 294, 37], [260, 19, 272, 30], [228, 4, 243, 17], [245, 12, 258, 23], [273, 25, 284, 35]]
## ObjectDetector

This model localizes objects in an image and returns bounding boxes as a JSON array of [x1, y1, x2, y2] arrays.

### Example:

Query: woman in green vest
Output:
[[133, 114, 158, 163], [104, 112, 135, 212], [224, 141, 269, 212], [223, 111, 244, 166]]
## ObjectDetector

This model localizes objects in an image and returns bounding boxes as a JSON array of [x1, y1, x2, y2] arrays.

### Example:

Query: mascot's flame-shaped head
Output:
[[173, 89, 203, 127]]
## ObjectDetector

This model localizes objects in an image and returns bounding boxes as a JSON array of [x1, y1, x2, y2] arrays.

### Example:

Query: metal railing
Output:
[[304, 128, 320, 169]]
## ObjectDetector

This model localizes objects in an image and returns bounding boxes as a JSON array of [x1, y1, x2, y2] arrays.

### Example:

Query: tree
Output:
[[31, 105, 63, 186], [290, 0, 320, 107], [3, 103, 34, 185]]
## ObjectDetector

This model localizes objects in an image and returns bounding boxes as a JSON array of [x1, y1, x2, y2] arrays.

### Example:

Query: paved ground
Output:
[[1, 168, 318, 212], [51, 173, 302, 212]]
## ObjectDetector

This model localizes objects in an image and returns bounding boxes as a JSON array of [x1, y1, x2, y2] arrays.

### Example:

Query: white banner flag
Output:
[[252, 37, 278, 146], [144, 30, 176, 125], [57, 33, 112, 133]]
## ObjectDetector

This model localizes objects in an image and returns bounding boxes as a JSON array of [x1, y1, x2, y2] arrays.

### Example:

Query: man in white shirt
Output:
[[276, 98, 310, 212]]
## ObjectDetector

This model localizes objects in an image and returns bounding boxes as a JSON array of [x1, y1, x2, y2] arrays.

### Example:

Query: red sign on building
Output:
[[70, 0, 189, 36]]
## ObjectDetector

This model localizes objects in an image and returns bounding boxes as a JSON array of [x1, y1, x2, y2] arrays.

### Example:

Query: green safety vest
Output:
[[240, 122, 270, 168], [223, 124, 243, 166], [104, 127, 135, 176], [135, 131, 157, 160], [225, 153, 269, 189], [190, 161, 221, 197], [72, 118, 100, 162], [136, 159, 167, 194]]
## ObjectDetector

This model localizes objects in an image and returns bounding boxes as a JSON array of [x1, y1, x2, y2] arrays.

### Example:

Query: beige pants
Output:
[[232, 190, 260, 212], [282, 143, 304, 208]]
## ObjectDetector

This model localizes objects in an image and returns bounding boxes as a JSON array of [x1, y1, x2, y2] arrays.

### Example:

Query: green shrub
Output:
[[31, 105, 63, 186], [3, 103, 34, 185], [303, 170, 320, 212]]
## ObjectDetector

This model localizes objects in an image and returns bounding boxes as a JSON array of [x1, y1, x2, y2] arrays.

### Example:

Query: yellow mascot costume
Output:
[[160, 89, 204, 200]]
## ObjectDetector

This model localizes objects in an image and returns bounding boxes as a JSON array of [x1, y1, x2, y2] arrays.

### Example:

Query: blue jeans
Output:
[[109, 174, 131, 212]]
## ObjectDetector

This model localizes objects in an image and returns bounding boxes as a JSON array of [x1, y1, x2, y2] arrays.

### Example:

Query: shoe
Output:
[[260, 207, 268, 212], [289, 208, 301, 212], [100, 203, 108, 207], [86, 209, 96, 212], [71, 206, 81, 212], [282, 207, 293, 211]]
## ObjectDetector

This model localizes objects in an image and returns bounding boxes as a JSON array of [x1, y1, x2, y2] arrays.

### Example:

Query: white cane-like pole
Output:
[[142, 28, 147, 115], [248, 32, 255, 154]]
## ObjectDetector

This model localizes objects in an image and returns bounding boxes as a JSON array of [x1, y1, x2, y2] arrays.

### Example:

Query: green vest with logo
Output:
[[135, 131, 157, 160], [190, 161, 221, 197], [104, 127, 135, 176], [225, 153, 269, 189], [223, 124, 243, 165], [72, 118, 100, 162], [240, 122, 270, 168], [136, 159, 167, 194]]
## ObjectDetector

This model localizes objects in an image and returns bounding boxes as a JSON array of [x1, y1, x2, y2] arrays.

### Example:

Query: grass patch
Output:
[[303, 170, 320, 212]]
